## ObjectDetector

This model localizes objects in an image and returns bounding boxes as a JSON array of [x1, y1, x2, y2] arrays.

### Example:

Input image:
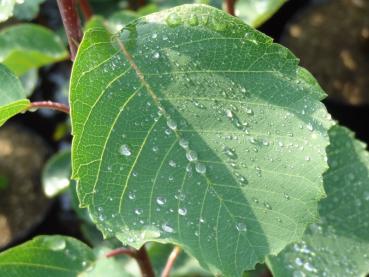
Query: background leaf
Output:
[[0, 235, 96, 277], [13, 0, 46, 20], [235, 0, 287, 28], [0, 0, 17, 22], [0, 64, 30, 126], [267, 125, 369, 277], [42, 150, 71, 198], [0, 24, 68, 76], [71, 5, 333, 276]]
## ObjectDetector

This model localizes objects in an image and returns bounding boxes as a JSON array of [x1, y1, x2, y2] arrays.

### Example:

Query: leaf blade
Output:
[[71, 5, 333, 276], [0, 24, 68, 75], [267, 125, 369, 277]]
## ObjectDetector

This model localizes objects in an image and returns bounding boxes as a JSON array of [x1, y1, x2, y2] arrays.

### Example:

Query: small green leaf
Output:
[[108, 4, 158, 32], [0, 64, 30, 126], [42, 150, 71, 197], [13, 0, 46, 20], [71, 4, 333, 276], [0, 24, 68, 76], [235, 0, 286, 28], [267, 125, 369, 276], [0, 235, 96, 276]]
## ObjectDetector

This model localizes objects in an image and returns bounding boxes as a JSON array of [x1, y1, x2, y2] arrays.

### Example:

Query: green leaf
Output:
[[267, 125, 369, 277], [108, 4, 159, 32], [235, 0, 287, 28], [42, 150, 71, 197], [71, 4, 333, 276], [13, 0, 46, 20], [20, 68, 38, 97], [0, 64, 30, 126], [0, 24, 68, 76], [0, 235, 96, 276]]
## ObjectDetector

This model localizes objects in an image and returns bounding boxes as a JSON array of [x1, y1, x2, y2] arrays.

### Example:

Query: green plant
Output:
[[0, 1, 367, 276]]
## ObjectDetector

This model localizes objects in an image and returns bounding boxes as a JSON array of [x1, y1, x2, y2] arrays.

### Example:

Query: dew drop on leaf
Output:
[[156, 196, 167, 206], [179, 138, 189, 149], [195, 162, 206, 174], [166, 12, 181, 27], [236, 222, 247, 232], [119, 144, 132, 156], [186, 150, 198, 162], [178, 207, 187, 216], [161, 223, 175, 233], [166, 118, 177, 130], [42, 237, 66, 251]]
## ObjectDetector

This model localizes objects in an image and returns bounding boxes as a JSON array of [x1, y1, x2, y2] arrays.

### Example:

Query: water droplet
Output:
[[304, 156, 311, 161], [166, 13, 181, 27], [161, 223, 175, 233], [152, 146, 159, 152], [151, 33, 157, 39], [179, 138, 189, 149], [135, 208, 143, 215], [223, 146, 238, 159], [119, 144, 131, 156], [236, 222, 247, 232], [188, 14, 198, 26], [42, 237, 66, 251], [178, 207, 187, 216], [195, 162, 206, 174], [167, 118, 177, 130], [186, 150, 198, 162], [168, 160, 176, 167], [153, 52, 160, 59], [128, 191, 136, 200], [156, 196, 167, 206], [175, 190, 185, 201], [284, 193, 290, 200], [212, 17, 227, 31], [295, 257, 304, 266], [264, 202, 272, 210]]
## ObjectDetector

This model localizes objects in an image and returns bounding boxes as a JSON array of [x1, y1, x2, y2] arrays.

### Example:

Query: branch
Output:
[[225, 0, 235, 16], [106, 246, 155, 277], [29, 101, 70, 114], [57, 0, 83, 61], [79, 0, 93, 20], [161, 246, 181, 277]]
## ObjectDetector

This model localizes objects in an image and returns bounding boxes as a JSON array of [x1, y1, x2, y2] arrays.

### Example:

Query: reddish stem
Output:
[[106, 246, 155, 277], [57, 0, 83, 61], [79, 0, 93, 20], [30, 101, 70, 114], [226, 0, 235, 16], [161, 246, 181, 277], [136, 246, 155, 277], [105, 247, 136, 258]]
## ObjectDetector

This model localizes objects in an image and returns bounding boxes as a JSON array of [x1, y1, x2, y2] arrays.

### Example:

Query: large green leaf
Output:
[[0, 24, 68, 76], [235, 0, 286, 28], [0, 235, 96, 276], [71, 4, 333, 276], [0, 64, 30, 126], [267, 125, 369, 277]]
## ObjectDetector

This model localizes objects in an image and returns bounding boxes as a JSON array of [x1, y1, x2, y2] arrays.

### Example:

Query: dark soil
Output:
[[0, 125, 51, 249]]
